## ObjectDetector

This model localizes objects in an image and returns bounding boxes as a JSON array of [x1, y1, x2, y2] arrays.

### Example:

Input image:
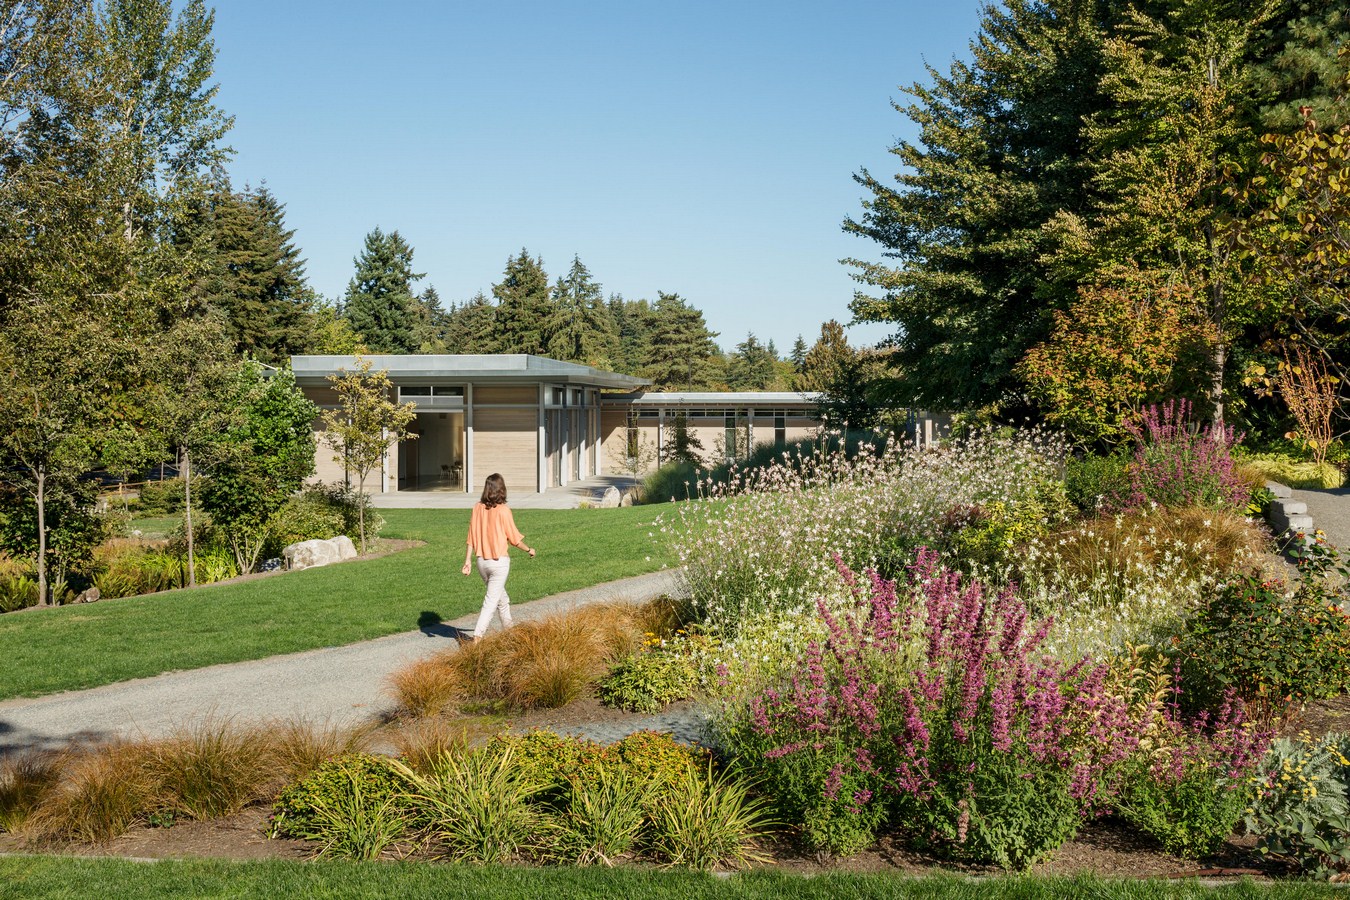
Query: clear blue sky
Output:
[[209, 1, 985, 353]]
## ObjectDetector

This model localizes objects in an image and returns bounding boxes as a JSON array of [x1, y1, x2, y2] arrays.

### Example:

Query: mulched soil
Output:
[[8, 691, 1347, 878]]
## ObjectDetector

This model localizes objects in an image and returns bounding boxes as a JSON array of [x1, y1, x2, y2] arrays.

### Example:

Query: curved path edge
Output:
[[0, 569, 684, 758]]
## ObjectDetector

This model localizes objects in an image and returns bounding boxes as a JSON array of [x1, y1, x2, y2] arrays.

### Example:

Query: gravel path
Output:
[[0, 570, 683, 758]]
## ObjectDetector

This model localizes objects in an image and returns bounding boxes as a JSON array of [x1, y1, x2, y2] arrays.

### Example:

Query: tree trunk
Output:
[[183, 449, 197, 589], [1206, 219, 1227, 427], [36, 466, 48, 607], [355, 473, 367, 555]]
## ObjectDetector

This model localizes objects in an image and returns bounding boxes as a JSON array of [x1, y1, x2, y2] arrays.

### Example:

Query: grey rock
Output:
[[1266, 480, 1292, 499], [598, 486, 621, 508], [332, 535, 358, 560], [283, 538, 343, 571], [74, 586, 101, 604]]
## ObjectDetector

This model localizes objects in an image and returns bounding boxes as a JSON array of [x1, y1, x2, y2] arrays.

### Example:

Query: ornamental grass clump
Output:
[[723, 552, 1143, 868], [664, 428, 1068, 638], [1118, 400, 1249, 512], [1016, 506, 1268, 660]]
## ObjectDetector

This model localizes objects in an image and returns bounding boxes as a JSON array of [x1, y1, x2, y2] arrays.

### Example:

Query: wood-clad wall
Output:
[[472, 407, 538, 492]]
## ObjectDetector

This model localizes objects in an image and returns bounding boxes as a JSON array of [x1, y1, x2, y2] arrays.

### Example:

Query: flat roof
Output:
[[602, 391, 822, 406], [290, 354, 649, 391]]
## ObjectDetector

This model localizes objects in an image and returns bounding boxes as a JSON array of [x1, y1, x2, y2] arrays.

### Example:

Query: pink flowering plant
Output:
[[1118, 400, 1249, 512], [721, 553, 1270, 868]]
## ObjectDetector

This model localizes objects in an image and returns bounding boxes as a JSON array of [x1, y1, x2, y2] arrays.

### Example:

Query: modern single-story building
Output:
[[291, 355, 826, 495]]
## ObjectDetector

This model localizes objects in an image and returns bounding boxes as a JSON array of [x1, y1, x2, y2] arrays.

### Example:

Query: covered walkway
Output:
[[367, 474, 642, 509]]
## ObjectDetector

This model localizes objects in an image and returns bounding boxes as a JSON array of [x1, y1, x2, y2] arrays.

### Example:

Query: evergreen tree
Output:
[[798, 320, 856, 393], [342, 227, 423, 354], [196, 185, 316, 363], [844, 0, 1111, 411], [443, 291, 499, 353], [412, 285, 450, 352], [492, 249, 551, 355], [727, 333, 778, 391], [608, 294, 655, 375], [544, 255, 618, 366], [639, 292, 721, 389], [789, 334, 809, 374]]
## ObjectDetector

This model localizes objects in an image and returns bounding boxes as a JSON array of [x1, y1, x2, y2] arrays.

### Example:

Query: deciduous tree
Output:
[[320, 358, 417, 552]]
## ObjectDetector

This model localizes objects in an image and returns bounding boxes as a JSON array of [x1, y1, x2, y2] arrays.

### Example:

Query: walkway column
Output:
[[464, 384, 474, 494], [538, 384, 547, 493]]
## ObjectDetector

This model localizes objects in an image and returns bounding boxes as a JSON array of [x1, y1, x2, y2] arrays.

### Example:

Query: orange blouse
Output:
[[466, 502, 524, 560]]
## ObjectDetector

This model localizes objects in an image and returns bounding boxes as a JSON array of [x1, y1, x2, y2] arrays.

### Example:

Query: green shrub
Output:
[[1244, 733, 1350, 878], [267, 488, 349, 548], [1115, 754, 1251, 858], [1063, 451, 1131, 512], [1176, 572, 1350, 723], [644, 461, 702, 504], [270, 753, 411, 839], [598, 651, 697, 713], [290, 767, 409, 861], [550, 765, 655, 865], [646, 766, 773, 870], [134, 479, 190, 516], [396, 747, 547, 864]]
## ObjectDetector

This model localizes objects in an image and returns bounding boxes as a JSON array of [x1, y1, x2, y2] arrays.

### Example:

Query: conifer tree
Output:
[[789, 335, 809, 374], [639, 292, 720, 389], [342, 227, 423, 354], [492, 249, 551, 355], [727, 333, 778, 390], [443, 291, 498, 353], [197, 185, 315, 362], [844, 0, 1111, 410], [545, 255, 618, 366]]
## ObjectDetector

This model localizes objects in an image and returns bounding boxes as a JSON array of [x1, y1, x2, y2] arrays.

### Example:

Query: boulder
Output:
[[284, 538, 343, 571], [332, 535, 358, 560], [74, 586, 101, 604], [598, 486, 622, 508]]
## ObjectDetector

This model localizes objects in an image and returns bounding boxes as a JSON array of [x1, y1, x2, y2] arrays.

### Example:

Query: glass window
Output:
[[432, 386, 463, 397], [399, 386, 431, 396]]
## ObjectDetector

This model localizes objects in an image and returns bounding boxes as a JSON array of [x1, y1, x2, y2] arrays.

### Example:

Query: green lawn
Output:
[[1, 858, 1341, 900], [0, 507, 674, 700]]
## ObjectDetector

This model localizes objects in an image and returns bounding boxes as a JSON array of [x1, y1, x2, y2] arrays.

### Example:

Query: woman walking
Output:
[[461, 473, 535, 642]]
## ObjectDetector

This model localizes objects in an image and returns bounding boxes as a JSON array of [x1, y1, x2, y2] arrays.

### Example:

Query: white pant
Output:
[[472, 556, 512, 638]]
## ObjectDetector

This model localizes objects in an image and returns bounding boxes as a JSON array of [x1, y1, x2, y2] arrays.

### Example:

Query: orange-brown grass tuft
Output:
[[385, 598, 684, 716], [268, 719, 374, 782], [142, 719, 280, 821], [386, 653, 463, 719], [0, 751, 63, 833], [24, 742, 158, 845]]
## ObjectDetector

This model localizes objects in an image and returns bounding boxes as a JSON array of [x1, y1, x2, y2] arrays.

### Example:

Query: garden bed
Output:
[[5, 692, 1346, 880]]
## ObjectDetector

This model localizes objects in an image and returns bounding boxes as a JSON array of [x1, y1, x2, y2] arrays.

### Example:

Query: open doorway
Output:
[[398, 412, 464, 490]]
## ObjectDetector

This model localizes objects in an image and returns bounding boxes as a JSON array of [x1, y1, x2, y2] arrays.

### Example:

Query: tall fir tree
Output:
[[195, 185, 316, 363], [544, 255, 618, 366], [727, 333, 779, 390], [491, 248, 551, 355], [443, 291, 498, 353], [798, 320, 856, 393], [341, 227, 423, 354], [789, 334, 809, 374], [412, 285, 450, 352], [843, 0, 1112, 410], [639, 292, 720, 389]]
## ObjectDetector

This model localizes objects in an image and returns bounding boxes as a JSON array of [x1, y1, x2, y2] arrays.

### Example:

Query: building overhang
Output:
[[290, 354, 650, 392], [600, 391, 823, 407]]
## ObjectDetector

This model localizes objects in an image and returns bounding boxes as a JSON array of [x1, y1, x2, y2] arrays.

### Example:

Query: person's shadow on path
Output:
[[417, 610, 466, 640]]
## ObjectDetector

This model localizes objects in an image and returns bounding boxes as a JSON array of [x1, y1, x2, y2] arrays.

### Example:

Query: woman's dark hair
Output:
[[480, 473, 507, 508]]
